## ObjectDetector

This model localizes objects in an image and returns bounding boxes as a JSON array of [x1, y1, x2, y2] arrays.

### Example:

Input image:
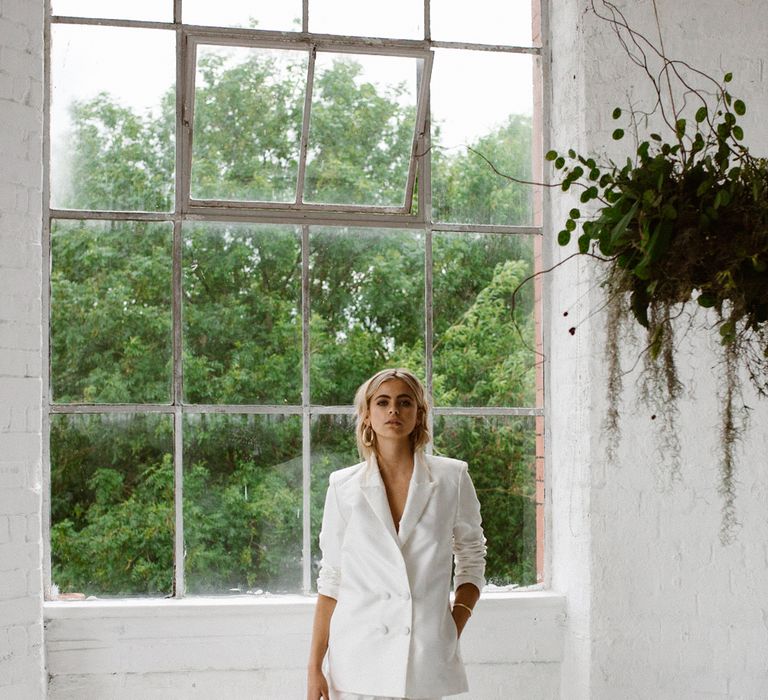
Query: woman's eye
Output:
[[377, 400, 387, 406]]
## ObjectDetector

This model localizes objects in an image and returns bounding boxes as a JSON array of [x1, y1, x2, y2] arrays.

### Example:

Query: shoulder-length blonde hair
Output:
[[354, 368, 431, 460]]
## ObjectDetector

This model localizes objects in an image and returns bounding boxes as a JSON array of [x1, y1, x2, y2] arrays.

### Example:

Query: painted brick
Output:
[[0, 516, 9, 544], [0, 18, 30, 51], [0, 461, 26, 488], [0, 487, 41, 517], [0, 269, 42, 305], [0, 321, 41, 351], [7, 514, 27, 542], [0, 543, 37, 573], [0, 433, 41, 462], [0, 570, 28, 600]]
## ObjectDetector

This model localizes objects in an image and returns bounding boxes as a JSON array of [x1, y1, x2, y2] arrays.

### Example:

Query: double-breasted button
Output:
[[378, 624, 389, 635], [401, 591, 411, 600], [402, 626, 411, 635], [381, 591, 391, 600]]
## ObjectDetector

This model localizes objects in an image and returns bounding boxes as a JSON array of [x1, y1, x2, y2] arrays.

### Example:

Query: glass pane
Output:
[[182, 223, 302, 404], [304, 53, 420, 207], [52, 0, 171, 22], [430, 0, 532, 47], [184, 0, 302, 30], [50, 413, 174, 598], [310, 228, 424, 405], [431, 50, 533, 225], [310, 414, 359, 591], [310, 0, 422, 39], [190, 45, 308, 203], [432, 232, 535, 407], [51, 25, 175, 211], [51, 220, 173, 404], [183, 413, 303, 594], [433, 415, 537, 587]]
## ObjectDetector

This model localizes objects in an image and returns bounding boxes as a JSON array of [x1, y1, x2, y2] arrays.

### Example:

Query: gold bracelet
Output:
[[453, 602, 473, 617]]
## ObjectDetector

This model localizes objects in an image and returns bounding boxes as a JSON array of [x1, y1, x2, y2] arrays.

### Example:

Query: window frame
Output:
[[42, 0, 546, 599]]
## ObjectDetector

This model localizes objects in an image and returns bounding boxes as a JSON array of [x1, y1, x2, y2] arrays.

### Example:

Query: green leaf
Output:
[[565, 218, 576, 232], [650, 133, 662, 141], [612, 129, 625, 140], [733, 125, 744, 140], [568, 148, 576, 159], [612, 107, 622, 120], [675, 118, 686, 138], [578, 232, 591, 254], [695, 106, 708, 123], [608, 200, 639, 248], [545, 150, 558, 161], [724, 72, 733, 83], [569, 208, 581, 219], [697, 294, 715, 308], [733, 99, 746, 116], [555, 156, 565, 169], [557, 230, 571, 246]]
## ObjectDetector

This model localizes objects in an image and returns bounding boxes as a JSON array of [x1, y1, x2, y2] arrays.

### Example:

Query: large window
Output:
[[44, 0, 544, 598]]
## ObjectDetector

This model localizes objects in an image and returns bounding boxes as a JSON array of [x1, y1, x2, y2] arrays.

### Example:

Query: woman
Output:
[[307, 368, 487, 700]]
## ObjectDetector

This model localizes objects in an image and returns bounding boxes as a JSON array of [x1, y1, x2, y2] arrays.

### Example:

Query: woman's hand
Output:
[[451, 605, 471, 638], [307, 666, 330, 700]]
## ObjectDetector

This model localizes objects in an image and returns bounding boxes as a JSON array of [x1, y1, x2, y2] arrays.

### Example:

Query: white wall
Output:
[[0, 0, 46, 698], [547, 1, 768, 698]]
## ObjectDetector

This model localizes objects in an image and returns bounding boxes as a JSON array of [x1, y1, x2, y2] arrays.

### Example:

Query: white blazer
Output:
[[317, 450, 487, 698]]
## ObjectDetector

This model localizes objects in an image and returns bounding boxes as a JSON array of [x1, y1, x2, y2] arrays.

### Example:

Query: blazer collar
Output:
[[360, 451, 436, 548]]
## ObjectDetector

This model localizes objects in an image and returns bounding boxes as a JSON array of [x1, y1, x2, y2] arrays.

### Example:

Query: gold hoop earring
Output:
[[362, 425, 374, 447]]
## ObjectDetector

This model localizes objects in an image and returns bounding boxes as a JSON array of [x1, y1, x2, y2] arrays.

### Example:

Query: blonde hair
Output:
[[354, 368, 431, 460]]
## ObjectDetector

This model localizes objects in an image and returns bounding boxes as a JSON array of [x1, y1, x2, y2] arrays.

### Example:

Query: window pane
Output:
[[50, 413, 174, 598], [304, 53, 421, 207], [190, 45, 307, 203], [183, 0, 302, 30], [182, 223, 302, 405], [310, 414, 358, 591], [183, 413, 303, 594], [431, 50, 533, 225], [310, 228, 424, 405], [433, 415, 537, 587], [310, 0, 422, 39], [51, 220, 173, 404], [432, 232, 535, 407], [430, 0, 532, 47], [50, 25, 175, 211], [52, 0, 171, 22]]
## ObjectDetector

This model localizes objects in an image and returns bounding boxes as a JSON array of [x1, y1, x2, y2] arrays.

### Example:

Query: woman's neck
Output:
[[375, 441, 414, 478]]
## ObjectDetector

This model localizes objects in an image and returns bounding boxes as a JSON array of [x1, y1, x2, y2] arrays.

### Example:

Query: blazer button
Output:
[[378, 624, 389, 635], [381, 591, 391, 600], [401, 592, 411, 600], [402, 626, 411, 635]]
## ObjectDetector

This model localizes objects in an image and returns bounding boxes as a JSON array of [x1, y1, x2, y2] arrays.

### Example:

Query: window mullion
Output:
[[403, 51, 433, 214], [301, 224, 312, 594], [180, 33, 197, 214], [295, 45, 317, 205]]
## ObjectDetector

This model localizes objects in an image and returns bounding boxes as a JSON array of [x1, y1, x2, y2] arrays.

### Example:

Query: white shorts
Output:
[[330, 691, 441, 700]]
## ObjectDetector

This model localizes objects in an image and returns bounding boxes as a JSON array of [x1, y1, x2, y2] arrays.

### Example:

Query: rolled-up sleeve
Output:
[[452, 463, 487, 593], [317, 474, 346, 599]]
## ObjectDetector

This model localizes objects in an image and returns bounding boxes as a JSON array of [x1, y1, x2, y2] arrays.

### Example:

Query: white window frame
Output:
[[42, 0, 546, 599]]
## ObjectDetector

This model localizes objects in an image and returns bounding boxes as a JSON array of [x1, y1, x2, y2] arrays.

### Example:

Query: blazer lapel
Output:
[[360, 454, 400, 546], [397, 451, 436, 548]]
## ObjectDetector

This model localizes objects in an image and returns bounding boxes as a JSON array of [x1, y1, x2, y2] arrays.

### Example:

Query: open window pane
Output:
[[183, 0, 302, 31], [431, 50, 533, 225], [50, 220, 173, 404], [433, 414, 537, 587], [50, 24, 175, 211], [50, 413, 174, 598], [304, 53, 422, 207], [430, 0, 533, 47], [52, 0, 171, 22], [310, 414, 358, 590], [182, 223, 302, 405], [310, 0, 422, 39], [183, 413, 303, 594], [309, 228, 425, 405], [432, 232, 535, 407], [190, 45, 308, 203]]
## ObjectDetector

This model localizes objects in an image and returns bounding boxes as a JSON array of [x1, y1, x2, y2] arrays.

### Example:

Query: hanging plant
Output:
[[472, 1, 768, 541], [543, 3, 768, 541]]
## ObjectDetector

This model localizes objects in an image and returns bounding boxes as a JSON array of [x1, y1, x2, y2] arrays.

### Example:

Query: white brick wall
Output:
[[0, 0, 46, 697], [548, 1, 768, 698]]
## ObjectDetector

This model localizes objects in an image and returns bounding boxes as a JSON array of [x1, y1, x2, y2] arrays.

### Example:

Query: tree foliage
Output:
[[50, 53, 538, 596]]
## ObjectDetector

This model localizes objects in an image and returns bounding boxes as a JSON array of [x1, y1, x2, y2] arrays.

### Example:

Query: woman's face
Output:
[[367, 378, 419, 444]]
